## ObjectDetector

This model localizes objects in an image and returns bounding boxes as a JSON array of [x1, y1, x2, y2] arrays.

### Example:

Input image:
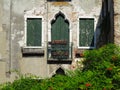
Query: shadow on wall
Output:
[[77, 0, 113, 50], [96, 0, 114, 48]]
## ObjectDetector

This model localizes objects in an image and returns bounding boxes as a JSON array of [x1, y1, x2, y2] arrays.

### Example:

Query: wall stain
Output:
[[52, 2, 70, 6]]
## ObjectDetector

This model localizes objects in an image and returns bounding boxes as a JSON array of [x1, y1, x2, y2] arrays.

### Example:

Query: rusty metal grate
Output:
[[47, 41, 73, 61]]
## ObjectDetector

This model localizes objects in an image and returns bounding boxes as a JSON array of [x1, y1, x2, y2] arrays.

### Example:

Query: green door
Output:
[[51, 14, 69, 59]]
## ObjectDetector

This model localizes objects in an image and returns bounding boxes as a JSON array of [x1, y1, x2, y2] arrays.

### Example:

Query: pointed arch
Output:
[[56, 67, 65, 75], [52, 67, 65, 77], [51, 11, 69, 26], [49, 12, 70, 59], [51, 11, 69, 42]]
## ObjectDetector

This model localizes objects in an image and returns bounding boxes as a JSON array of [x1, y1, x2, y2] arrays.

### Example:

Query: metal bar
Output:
[[47, 42, 72, 60]]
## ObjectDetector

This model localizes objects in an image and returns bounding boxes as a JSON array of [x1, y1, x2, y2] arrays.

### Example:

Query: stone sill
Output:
[[52, 2, 70, 6], [47, 59, 72, 64], [21, 47, 44, 57]]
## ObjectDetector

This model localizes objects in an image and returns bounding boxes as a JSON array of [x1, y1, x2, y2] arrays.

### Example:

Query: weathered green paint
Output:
[[51, 15, 69, 59], [79, 18, 94, 47], [27, 18, 42, 46], [51, 15, 69, 41]]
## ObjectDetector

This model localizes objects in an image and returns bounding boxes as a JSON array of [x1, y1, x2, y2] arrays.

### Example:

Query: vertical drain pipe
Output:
[[7, 0, 12, 77], [46, 0, 49, 77]]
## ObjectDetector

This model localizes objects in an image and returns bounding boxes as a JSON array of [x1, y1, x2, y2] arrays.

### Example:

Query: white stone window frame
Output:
[[77, 16, 97, 49], [24, 16, 44, 48]]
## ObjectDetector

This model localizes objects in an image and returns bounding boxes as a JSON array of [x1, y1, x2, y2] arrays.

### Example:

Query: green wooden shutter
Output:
[[79, 18, 94, 47], [51, 15, 69, 42], [27, 18, 42, 46], [51, 15, 69, 59]]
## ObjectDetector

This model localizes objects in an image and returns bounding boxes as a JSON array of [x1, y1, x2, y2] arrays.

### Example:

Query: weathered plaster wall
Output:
[[114, 0, 120, 44], [9, 0, 48, 78], [0, 0, 47, 80], [1, 0, 103, 82], [0, 0, 8, 83]]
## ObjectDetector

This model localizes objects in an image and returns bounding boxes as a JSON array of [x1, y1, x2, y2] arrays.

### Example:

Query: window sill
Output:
[[77, 47, 95, 49], [21, 47, 44, 57], [47, 59, 72, 64]]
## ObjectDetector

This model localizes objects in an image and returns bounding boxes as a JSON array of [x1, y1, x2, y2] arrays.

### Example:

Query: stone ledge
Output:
[[47, 59, 72, 64], [21, 47, 44, 57], [52, 2, 70, 6]]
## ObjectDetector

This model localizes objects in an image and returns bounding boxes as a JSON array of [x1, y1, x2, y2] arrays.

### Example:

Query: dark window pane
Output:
[[79, 18, 94, 47], [27, 18, 42, 46]]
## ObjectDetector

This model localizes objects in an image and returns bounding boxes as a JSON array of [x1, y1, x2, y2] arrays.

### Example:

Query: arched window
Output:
[[51, 12, 69, 42], [50, 12, 70, 59]]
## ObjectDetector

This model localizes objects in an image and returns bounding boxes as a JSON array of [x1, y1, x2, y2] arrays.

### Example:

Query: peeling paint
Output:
[[18, 40, 24, 47], [11, 34, 15, 40]]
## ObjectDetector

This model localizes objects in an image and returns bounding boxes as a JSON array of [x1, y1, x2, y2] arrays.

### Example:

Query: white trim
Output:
[[77, 16, 97, 49], [24, 16, 44, 48]]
